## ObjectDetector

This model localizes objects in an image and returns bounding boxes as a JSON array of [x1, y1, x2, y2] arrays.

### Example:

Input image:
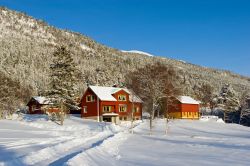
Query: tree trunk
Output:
[[165, 99, 168, 135], [223, 111, 227, 123], [150, 104, 155, 135], [60, 101, 64, 126], [131, 102, 134, 134], [149, 115, 153, 135]]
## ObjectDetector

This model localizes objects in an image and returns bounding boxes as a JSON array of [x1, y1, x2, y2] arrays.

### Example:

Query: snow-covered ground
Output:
[[0, 115, 126, 166], [1, 115, 250, 166]]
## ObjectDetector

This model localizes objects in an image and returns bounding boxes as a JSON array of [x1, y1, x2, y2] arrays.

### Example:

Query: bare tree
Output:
[[162, 82, 182, 134], [195, 83, 214, 115], [125, 62, 182, 134]]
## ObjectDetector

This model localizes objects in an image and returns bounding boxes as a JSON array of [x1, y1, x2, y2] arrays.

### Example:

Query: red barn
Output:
[[168, 96, 200, 119], [80, 86, 143, 123]]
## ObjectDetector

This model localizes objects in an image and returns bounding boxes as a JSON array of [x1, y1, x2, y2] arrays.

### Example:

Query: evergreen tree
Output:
[[239, 93, 250, 126], [48, 46, 78, 112], [213, 84, 240, 123]]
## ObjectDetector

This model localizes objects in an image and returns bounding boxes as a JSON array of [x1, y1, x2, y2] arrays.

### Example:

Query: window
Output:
[[118, 95, 126, 101], [119, 105, 127, 112], [103, 106, 112, 112], [124, 117, 127, 121], [86, 95, 95, 102], [133, 106, 139, 113], [83, 106, 87, 113]]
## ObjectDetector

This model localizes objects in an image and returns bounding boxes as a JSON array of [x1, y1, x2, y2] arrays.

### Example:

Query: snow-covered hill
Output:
[[1, 7, 250, 113], [1, 116, 250, 166]]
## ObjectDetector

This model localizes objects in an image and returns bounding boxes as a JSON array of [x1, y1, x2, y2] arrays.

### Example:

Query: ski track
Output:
[[4, 125, 127, 166], [5, 130, 112, 166], [1, 116, 140, 166], [48, 134, 115, 166], [66, 122, 142, 166]]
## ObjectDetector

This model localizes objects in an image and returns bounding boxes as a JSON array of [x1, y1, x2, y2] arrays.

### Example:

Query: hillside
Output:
[[0, 6, 250, 110]]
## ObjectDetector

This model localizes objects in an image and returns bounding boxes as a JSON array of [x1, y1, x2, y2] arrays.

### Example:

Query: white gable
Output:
[[177, 96, 199, 104], [88, 86, 142, 103]]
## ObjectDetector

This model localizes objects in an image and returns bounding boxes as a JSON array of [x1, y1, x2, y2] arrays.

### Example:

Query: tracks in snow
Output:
[[6, 130, 116, 166], [3, 120, 141, 166]]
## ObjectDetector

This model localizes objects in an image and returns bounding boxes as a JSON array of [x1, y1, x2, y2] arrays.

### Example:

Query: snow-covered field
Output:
[[1, 115, 250, 166]]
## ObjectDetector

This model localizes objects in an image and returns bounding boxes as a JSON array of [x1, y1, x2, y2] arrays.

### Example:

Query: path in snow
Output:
[[0, 115, 123, 166]]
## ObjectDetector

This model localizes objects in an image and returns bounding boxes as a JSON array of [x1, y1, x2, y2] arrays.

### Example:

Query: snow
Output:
[[102, 113, 119, 116], [80, 43, 93, 52], [32, 96, 50, 104], [177, 96, 200, 104], [66, 119, 250, 166], [142, 112, 150, 118], [89, 86, 142, 103], [216, 118, 225, 123], [178, 60, 186, 63], [129, 91, 143, 103], [121, 50, 154, 57], [0, 115, 125, 166], [89, 86, 118, 101], [1, 116, 250, 166], [200, 115, 219, 122]]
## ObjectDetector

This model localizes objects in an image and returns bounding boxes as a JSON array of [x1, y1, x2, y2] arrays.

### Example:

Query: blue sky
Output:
[[1, 0, 250, 76]]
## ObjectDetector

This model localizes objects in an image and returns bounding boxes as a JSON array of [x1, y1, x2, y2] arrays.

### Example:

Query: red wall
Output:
[[168, 99, 181, 113], [181, 104, 199, 112], [81, 88, 98, 117], [168, 99, 199, 113]]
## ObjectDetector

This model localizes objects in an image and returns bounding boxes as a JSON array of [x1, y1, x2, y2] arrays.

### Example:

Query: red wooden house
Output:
[[27, 96, 81, 114], [80, 86, 143, 123], [168, 96, 200, 119], [26, 96, 51, 114]]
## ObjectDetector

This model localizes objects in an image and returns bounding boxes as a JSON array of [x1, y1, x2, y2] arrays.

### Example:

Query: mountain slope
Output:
[[0, 6, 250, 110]]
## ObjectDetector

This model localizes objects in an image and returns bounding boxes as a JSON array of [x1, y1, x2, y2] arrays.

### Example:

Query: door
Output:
[[103, 117, 112, 122]]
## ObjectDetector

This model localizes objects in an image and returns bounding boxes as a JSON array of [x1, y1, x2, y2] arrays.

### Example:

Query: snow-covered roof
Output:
[[129, 91, 143, 103], [88, 86, 143, 103], [102, 113, 119, 116], [32, 96, 51, 105], [177, 96, 199, 105]]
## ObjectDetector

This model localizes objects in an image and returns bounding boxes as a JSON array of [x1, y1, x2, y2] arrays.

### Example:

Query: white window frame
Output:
[[133, 106, 139, 113], [83, 106, 87, 113], [119, 104, 127, 112], [103, 106, 112, 112], [118, 95, 126, 101], [86, 95, 95, 102]]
